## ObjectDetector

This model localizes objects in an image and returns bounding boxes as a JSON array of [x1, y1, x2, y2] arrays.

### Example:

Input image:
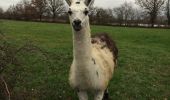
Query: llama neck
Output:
[[73, 22, 92, 66]]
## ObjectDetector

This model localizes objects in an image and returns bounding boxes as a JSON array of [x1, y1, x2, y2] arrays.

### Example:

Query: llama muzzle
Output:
[[72, 19, 82, 31]]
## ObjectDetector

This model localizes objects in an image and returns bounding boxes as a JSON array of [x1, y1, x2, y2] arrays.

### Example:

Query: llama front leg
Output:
[[77, 91, 88, 100], [94, 90, 104, 100]]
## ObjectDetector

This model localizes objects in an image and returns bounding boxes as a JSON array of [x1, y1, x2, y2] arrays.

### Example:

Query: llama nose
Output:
[[73, 20, 81, 26]]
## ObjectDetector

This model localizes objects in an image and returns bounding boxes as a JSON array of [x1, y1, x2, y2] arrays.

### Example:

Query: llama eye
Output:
[[84, 10, 89, 15], [68, 10, 72, 15]]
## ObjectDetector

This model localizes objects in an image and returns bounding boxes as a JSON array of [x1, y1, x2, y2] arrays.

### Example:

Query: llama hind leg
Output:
[[102, 88, 109, 100], [94, 90, 104, 100], [77, 91, 88, 100]]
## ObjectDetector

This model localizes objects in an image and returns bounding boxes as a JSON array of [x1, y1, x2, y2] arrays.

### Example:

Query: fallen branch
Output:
[[0, 75, 11, 100]]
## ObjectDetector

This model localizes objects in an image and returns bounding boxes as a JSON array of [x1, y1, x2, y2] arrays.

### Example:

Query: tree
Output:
[[132, 8, 146, 26], [122, 2, 135, 26], [113, 2, 135, 26], [5, 5, 20, 19], [0, 7, 3, 19], [5, 2, 28, 20], [106, 9, 116, 24], [166, 0, 170, 25], [136, 0, 165, 27], [113, 7, 124, 25], [88, 7, 115, 25], [20, 0, 36, 20], [31, 0, 47, 21], [4, 0, 36, 20], [46, 0, 65, 22], [89, 7, 98, 24], [95, 7, 114, 25]]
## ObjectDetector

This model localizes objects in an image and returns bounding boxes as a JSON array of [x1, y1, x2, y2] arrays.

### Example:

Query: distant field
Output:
[[1, 20, 170, 100]]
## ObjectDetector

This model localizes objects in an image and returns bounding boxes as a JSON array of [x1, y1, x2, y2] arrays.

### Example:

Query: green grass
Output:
[[1, 20, 170, 100]]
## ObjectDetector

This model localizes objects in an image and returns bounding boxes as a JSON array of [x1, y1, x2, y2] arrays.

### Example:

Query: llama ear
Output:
[[65, 0, 72, 6], [84, 0, 95, 7]]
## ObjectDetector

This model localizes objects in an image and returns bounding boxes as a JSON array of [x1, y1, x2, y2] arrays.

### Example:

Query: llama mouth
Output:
[[72, 24, 82, 31]]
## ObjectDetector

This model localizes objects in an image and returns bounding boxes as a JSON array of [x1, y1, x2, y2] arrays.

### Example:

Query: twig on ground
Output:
[[0, 75, 11, 100]]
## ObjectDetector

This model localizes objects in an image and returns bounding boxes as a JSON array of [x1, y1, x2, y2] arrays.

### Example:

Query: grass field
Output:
[[0, 20, 170, 100]]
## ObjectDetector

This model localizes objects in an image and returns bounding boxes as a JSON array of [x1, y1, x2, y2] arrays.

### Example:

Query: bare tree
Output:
[[113, 2, 135, 26], [123, 2, 135, 26], [4, 6, 12, 19], [31, 0, 47, 21], [94, 7, 114, 25], [113, 7, 124, 25], [11, 0, 31, 20], [136, 0, 165, 27], [20, 0, 36, 20], [46, 0, 65, 22], [166, 0, 170, 25], [4, 4, 22, 20], [0, 7, 3, 19], [4, 0, 36, 20], [88, 7, 115, 25], [132, 8, 146, 26], [89, 7, 98, 24], [5, 5, 20, 20], [106, 9, 116, 24]]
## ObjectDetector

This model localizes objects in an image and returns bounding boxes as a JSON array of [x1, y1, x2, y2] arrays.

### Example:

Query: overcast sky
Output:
[[0, 0, 135, 10]]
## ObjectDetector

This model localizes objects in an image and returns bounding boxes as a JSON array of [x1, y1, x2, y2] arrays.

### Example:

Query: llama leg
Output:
[[102, 89, 109, 100], [94, 91, 104, 100], [77, 91, 88, 100]]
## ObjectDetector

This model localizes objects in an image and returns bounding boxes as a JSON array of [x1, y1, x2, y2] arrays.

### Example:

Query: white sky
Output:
[[0, 0, 135, 10]]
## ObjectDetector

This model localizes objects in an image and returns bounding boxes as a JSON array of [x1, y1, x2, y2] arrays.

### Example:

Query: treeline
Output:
[[0, 0, 67, 22], [0, 0, 170, 27]]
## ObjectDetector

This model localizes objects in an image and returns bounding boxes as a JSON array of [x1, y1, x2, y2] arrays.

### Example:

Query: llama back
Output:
[[91, 33, 118, 64]]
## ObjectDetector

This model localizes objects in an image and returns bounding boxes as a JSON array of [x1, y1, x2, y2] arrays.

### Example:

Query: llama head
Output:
[[65, 0, 94, 31]]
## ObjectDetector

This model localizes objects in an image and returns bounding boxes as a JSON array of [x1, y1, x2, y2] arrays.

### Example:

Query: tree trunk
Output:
[[168, 18, 170, 26], [168, 0, 170, 25], [53, 13, 56, 22], [39, 15, 42, 21], [150, 0, 157, 28], [150, 15, 155, 27], [150, 10, 157, 27]]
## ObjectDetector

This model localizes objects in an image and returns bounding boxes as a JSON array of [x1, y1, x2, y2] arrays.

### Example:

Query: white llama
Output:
[[65, 0, 118, 100]]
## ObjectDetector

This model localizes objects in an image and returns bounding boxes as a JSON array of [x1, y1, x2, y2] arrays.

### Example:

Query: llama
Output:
[[65, 0, 118, 100]]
